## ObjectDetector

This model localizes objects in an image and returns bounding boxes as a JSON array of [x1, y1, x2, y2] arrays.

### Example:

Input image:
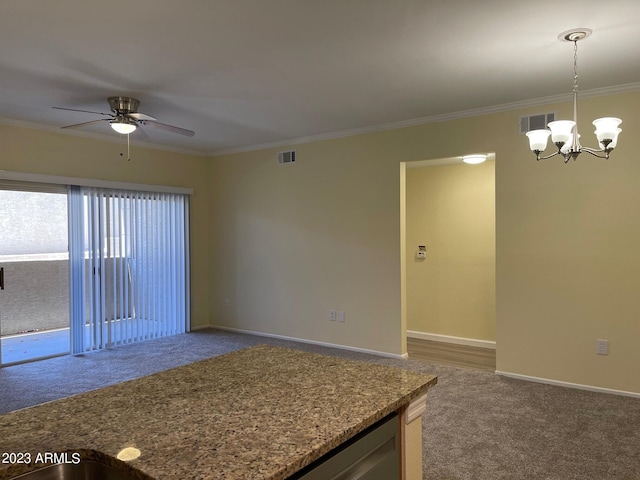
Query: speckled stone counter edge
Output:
[[0, 345, 437, 480]]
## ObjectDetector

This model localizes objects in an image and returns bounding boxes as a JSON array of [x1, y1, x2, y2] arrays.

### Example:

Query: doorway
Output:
[[402, 156, 496, 368], [0, 187, 70, 365]]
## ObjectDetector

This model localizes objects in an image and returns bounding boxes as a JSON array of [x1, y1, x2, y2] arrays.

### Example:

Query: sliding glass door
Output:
[[0, 187, 70, 365], [69, 187, 189, 354], [1, 180, 190, 366]]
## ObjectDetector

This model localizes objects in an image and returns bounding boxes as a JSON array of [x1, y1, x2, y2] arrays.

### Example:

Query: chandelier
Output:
[[525, 28, 622, 163]]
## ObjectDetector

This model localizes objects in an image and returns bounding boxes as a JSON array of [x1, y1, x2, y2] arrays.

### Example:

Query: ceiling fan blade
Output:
[[127, 112, 157, 121], [60, 119, 110, 129], [131, 126, 149, 139], [141, 120, 195, 137], [52, 106, 113, 117]]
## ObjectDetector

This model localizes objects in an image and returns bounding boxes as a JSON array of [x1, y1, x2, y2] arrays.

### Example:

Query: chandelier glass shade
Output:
[[525, 29, 622, 163]]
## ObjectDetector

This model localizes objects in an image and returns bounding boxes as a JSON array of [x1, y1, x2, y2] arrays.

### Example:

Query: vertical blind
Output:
[[69, 186, 189, 354]]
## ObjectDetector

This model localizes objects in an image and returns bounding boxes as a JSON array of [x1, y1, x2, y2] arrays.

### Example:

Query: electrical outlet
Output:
[[329, 310, 336, 321], [337, 311, 345, 323], [596, 339, 609, 356]]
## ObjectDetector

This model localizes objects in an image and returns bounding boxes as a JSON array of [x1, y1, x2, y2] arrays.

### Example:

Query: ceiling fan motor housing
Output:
[[108, 96, 140, 114]]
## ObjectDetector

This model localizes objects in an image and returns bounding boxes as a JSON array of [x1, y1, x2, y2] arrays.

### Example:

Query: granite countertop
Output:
[[0, 345, 437, 480]]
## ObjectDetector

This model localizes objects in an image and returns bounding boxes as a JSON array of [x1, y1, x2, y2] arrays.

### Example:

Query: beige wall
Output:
[[208, 139, 406, 354], [210, 90, 640, 393], [496, 94, 640, 394], [0, 125, 211, 329], [3, 89, 639, 394], [405, 161, 495, 341]]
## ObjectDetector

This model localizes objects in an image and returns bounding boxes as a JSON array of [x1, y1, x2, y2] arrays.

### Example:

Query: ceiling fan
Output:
[[53, 96, 195, 137]]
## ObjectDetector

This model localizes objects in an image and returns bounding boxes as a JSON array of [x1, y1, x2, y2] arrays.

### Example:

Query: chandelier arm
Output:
[[534, 150, 563, 161], [579, 147, 610, 159]]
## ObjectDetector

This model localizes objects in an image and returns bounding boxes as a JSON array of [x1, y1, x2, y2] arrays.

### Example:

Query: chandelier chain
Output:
[[572, 40, 579, 94]]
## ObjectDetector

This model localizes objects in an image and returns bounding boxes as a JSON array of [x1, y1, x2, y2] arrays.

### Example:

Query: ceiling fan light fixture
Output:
[[55, 96, 194, 137], [110, 119, 137, 135]]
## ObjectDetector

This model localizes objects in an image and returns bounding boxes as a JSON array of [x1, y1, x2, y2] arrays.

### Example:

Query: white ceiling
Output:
[[1, 0, 639, 156]]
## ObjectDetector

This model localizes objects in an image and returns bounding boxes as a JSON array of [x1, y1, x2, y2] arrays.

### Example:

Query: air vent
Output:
[[278, 150, 297, 165], [519, 112, 555, 135]]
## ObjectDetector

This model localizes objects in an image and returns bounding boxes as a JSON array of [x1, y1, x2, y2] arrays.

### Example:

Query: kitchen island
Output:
[[0, 345, 437, 480]]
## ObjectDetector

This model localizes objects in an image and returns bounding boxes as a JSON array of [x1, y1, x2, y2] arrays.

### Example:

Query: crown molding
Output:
[[209, 82, 640, 157], [2, 82, 639, 159], [0, 117, 208, 157]]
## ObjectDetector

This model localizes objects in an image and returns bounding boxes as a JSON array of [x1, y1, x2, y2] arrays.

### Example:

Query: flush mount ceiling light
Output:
[[462, 154, 487, 164], [525, 29, 622, 163], [110, 116, 137, 135]]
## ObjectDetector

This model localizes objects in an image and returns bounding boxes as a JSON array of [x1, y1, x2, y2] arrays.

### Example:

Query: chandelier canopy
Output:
[[525, 29, 622, 163]]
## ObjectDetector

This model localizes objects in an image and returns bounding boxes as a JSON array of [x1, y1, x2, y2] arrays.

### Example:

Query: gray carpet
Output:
[[1, 329, 639, 479]]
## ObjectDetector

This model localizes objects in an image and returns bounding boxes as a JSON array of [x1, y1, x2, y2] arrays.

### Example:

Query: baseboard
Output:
[[495, 370, 640, 399], [211, 325, 408, 360], [407, 330, 496, 350], [189, 324, 211, 332]]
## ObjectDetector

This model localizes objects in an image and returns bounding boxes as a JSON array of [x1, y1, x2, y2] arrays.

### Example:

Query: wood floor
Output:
[[407, 337, 496, 372]]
